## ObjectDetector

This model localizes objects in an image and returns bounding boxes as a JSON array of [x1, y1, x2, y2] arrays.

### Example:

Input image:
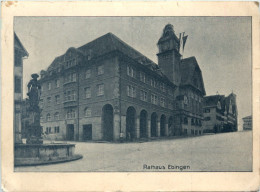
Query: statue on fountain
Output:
[[26, 73, 43, 144]]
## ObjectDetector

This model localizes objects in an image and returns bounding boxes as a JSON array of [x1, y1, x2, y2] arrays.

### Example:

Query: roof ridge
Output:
[[77, 32, 113, 50], [108, 33, 157, 65], [14, 32, 29, 56]]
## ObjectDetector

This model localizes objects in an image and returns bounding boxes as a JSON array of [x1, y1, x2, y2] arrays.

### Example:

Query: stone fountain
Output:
[[14, 74, 82, 166]]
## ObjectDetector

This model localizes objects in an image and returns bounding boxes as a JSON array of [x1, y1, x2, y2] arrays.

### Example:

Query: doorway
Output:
[[102, 104, 114, 141], [83, 124, 92, 140], [67, 124, 74, 141]]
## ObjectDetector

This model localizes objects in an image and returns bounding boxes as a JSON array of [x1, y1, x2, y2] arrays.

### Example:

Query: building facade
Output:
[[242, 115, 252, 131], [14, 33, 28, 143], [203, 93, 238, 133], [39, 24, 206, 141]]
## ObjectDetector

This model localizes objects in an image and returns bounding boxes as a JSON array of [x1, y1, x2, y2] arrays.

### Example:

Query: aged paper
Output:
[[1, 1, 260, 191]]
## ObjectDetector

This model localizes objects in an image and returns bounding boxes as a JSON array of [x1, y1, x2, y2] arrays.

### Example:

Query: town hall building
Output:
[[38, 24, 206, 141]]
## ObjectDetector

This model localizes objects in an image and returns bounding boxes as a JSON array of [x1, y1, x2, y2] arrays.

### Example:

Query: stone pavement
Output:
[[15, 131, 252, 172]]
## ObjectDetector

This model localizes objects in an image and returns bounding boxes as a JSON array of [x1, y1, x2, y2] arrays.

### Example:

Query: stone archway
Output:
[[126, 106, 136, 140]]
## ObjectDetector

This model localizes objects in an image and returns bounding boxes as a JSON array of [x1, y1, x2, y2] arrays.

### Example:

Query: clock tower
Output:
[[157, 24, 182, 86]]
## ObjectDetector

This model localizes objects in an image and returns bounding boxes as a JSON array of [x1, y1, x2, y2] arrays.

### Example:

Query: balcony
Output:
[[63, 100, 77, 108]]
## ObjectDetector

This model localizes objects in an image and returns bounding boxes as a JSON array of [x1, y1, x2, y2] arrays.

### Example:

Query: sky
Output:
[[14, 17, 252, 130]]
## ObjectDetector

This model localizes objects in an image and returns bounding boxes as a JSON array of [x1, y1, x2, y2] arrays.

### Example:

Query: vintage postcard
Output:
[[1, 1, 260, 191]]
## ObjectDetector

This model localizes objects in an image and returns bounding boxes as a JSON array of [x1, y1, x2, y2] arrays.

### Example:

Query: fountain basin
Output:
[[14, 143, 83, 166]]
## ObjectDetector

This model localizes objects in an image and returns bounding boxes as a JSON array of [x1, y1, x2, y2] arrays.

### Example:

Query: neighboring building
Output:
[[39, 24, 205, 141], [14, 33, 28, 143], [242, 115, 252, 130], [224, 93, 238, 132], [203, 93, 238, 133]]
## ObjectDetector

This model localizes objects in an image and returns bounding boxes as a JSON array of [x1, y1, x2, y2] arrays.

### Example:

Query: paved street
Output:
[[15, 131, 252, 172]]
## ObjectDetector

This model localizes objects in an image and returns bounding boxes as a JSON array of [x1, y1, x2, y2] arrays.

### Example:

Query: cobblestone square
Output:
[[15, 131, 252, 172]]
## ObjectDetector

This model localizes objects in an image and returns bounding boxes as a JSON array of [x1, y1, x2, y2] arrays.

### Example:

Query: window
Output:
[[191, 118, 195, 125], [67, 109, 76, 119], [15, 76, 21, 93], [85, 69, 91, 79], [46, 113, 51, 121], [48, 82, 51, 90], [150, 78, 156, 87], [204, 117, 211, 121], [140, 72, 146, 83], [46, 127, 51, 134], [151, 94, 158, 105], [55, 79, 60, 88], [54, 126, 60, 133], [84, 87, 91, 98], [66, 58, 76, 68], [127, 85, 136, 98], [47, 97, 51, 105], [140, 90, 147, 101], [84, 107, 92, 117], [64, 90, 76, 102], [55, 95, 60, 104], [191, 129, 194, 135], [204, 108, 210, 113], [97, 65, 104, 75], [160, 97, 165, 107], [127, 65, 135, 77], [184, 117, 188, 124], [54, 112, 59, 120], [97, 84, 104, 96], [184, 129, 188, 135], [64, 73, 77, 84], [160, 83, 164, 91]]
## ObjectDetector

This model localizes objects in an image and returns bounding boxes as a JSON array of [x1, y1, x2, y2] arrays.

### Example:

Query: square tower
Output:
[[157, 24, 182, 86]]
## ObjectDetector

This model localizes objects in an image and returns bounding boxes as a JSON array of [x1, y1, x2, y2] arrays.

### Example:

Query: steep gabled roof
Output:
[[78, 33, 157, 66], [180, 56, 206, 95], [14, 32, 29, 57]]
